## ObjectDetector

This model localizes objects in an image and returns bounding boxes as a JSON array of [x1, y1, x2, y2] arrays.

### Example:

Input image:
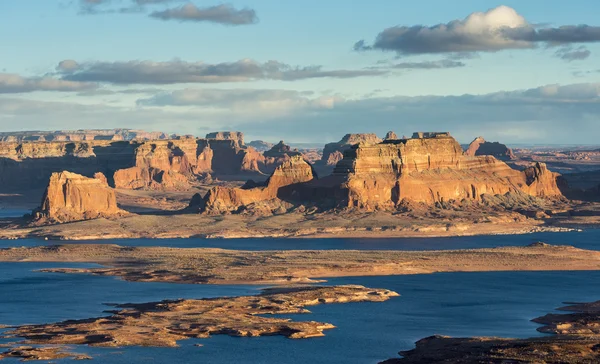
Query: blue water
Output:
[[1, 262, 600, 363], [2, 229, 599, 251], [2, 231, 600, 362], [0, 209, 29, 218]]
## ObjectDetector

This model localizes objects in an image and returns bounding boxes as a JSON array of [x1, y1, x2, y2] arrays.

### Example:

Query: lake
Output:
[[2, 229, 600, 363]]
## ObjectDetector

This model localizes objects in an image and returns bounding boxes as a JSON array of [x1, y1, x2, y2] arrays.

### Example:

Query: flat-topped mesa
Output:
[[113, 139, 213, 190], [0, 129, 168, 143], [411, 132, 451, 139], [206, 131, 245, 147], [465, 136, 516, 161], [331, 132, 563, 209], [34, 171, 125, 223], [320, 133, 384, 168], [200, 156, 317, 214], [247, 140, 274, 152], [263, 141, 302, 158]]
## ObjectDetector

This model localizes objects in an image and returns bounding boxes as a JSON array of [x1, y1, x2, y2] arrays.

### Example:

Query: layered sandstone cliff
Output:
[[34, 171, 124, 223], [465, 136, 516, 161], [0, 129, 168, 142], [199, 156, 316, 213], [331, 134, 561, 209]]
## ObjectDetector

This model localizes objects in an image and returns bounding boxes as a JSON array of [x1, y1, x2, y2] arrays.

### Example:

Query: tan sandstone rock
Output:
[[35, 171, 125, 223]]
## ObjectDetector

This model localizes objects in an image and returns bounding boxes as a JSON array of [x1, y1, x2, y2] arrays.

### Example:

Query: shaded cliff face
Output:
[[0, 141, 136, 191], [35, 171, 124, 223], [465, 136, 516, 161], [201, 156, 317, 214]]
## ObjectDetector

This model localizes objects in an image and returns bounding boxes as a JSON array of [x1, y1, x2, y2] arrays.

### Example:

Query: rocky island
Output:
[[382, 299, 600, 363]]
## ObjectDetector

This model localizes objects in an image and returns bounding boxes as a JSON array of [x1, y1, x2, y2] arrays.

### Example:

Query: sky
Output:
[[1, 0, 600, 144]]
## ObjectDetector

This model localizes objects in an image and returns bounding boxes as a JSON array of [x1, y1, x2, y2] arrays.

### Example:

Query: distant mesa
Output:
[[465, 136, 516, 161], [263, 141, 302, 159], [247, 140, 274, 152], [206, 131, 245, 146], [411, 132, 451, 139], [0, 129, 168, 143], [384, 131, 398, 140], [34, 171, 125, 223]]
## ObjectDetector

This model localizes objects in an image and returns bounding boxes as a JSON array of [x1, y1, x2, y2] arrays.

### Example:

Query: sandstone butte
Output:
[[464, 136, 517, 161], [197, 132, 563, 213], [34, 171, 125, 223]]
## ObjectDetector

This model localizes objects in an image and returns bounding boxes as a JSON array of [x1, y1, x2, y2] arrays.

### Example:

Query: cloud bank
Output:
[[356, 5, 600, 55], [56, 59, 387, 84], [150, 3, 258, 25], [2, 82, 600, 143], [0, 73, 96, 94]]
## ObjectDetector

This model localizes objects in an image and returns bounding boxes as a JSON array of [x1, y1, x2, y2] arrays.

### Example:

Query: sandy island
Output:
[[1, 243, 599, 285]]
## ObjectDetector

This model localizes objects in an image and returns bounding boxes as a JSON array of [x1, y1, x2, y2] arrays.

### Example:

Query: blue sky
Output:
[[1, 0, 600, 144]]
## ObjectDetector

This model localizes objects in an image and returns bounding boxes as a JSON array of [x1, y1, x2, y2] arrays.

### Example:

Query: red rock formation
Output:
[[112, 140, 213, 190], [201, 156, 316, 213], [199, 133, 564, 214], [465, 136, 516, 161], [330, 133, 562, 209], [35, 171, 124, 223]]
